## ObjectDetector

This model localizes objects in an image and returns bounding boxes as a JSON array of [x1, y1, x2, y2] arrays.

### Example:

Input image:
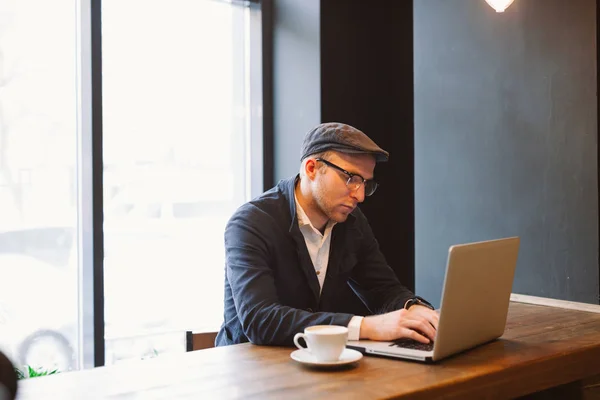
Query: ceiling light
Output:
[[485, 0, 515, 13]]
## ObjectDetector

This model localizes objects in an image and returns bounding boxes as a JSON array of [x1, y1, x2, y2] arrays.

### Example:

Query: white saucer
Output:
[[290, 348, 363, 367]]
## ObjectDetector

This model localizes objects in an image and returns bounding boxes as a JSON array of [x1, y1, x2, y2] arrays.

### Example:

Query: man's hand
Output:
[[359, 305, 439, 343]]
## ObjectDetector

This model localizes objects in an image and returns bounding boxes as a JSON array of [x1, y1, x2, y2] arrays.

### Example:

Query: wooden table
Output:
[[16, 296, 600, 399]]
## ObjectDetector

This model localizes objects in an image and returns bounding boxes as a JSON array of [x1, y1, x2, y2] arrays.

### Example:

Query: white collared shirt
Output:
[[294, 193, 363, 340]]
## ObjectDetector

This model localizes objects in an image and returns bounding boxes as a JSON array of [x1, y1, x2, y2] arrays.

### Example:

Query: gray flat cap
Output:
[[300, 122, 389, 162]]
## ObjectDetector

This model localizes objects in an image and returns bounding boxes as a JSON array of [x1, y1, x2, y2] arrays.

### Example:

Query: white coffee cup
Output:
[[293, 325, 348, 362]]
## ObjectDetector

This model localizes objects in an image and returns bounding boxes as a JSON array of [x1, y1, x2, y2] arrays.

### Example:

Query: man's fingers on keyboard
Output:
[[406, 318, 436, 341], [407, 329, 430, 344], [400, 323, 431, 343]]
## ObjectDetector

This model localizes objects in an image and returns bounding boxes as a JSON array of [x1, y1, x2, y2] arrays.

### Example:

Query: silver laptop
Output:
[[347, 237, 520, 363]]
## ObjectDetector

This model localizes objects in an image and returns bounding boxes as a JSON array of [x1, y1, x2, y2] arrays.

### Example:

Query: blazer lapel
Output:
[[284, 176, 321, 305], [323, 225, 345, 288], [319, 215, 362, 307], [291, 231, 321, 304]]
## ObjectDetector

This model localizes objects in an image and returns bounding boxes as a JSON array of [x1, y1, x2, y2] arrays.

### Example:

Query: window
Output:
[[0, 0, 80, 372], [101, 0, 262, 364], [0, 0, 262, 370]]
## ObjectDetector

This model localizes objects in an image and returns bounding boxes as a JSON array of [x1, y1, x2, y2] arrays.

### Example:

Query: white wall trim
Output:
[[511, 293, 600, 314]]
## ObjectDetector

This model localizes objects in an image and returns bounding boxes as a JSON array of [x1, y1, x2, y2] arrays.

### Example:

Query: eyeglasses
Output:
[[315, 158, 378, 196]]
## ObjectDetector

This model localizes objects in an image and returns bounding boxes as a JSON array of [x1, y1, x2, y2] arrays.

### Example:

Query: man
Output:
[[216, 122, 438, 347]]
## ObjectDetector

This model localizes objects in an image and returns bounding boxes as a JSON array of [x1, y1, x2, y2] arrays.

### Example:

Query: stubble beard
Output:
[[313, 188, 348, 224]]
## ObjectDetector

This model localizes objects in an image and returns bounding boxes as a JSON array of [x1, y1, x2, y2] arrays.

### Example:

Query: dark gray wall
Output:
[[272, 0, 321, 183], [414, 0, 598, 306]]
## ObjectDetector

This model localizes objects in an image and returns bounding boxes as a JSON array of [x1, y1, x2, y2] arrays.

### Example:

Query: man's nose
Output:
[[351, 185, 366, 203]]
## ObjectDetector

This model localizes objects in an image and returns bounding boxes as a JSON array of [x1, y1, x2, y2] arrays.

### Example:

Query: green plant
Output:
[[14, 365, 59, 380]]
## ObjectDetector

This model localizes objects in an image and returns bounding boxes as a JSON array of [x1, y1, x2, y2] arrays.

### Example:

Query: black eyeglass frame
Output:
[[315, 158, 379, 196]]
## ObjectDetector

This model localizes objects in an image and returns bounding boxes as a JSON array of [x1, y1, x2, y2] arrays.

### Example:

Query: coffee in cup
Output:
[[293, 325, 348, 362]]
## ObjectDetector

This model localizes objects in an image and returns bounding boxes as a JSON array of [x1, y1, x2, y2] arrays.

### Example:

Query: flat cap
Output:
[[300, 122, 389, 162]]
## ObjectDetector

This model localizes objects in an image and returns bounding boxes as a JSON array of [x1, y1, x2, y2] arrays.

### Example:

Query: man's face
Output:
[[310, 152, 376, 223]]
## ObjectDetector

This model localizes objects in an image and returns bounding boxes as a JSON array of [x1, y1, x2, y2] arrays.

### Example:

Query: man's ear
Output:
[[304, 159, 319, 180]]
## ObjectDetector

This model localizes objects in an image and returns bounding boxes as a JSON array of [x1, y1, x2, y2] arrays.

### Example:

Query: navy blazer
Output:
[[215, 176, 415, 346]]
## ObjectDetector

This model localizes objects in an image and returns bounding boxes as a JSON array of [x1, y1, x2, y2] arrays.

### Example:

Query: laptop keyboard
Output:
[[390, 338, 434, 352]]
